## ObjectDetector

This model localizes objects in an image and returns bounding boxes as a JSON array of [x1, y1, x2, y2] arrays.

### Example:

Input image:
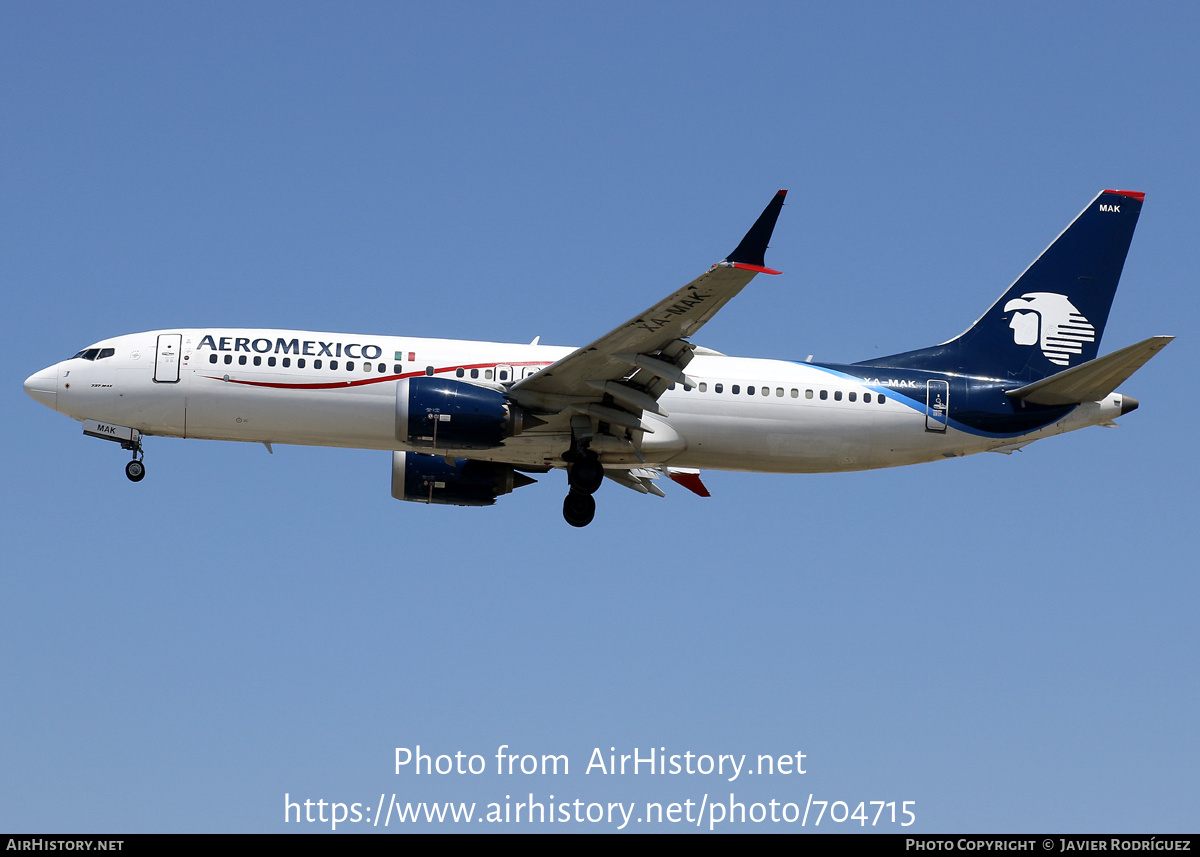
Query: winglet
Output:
[[669, 469, 711, 497], [723, 190, 787, 274]]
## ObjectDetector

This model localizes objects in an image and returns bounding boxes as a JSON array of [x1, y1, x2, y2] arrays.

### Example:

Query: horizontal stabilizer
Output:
[[1006, 336, 1173, 405]]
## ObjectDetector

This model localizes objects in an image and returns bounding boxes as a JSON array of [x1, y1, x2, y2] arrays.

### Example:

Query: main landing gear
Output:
[[562, 447, 604, 527], [562, 490, 595, 528]]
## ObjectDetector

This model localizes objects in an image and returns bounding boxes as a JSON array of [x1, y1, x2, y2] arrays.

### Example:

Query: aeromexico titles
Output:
[[24, 189, 1172, 526]]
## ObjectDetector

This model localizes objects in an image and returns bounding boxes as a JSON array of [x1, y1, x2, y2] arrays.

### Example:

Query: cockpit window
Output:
[[71, 347, 115, 361]]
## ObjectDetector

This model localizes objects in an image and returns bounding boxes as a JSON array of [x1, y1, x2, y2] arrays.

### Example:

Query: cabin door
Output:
[[925, 380, 949, 432], [154, 334, 182, 383]]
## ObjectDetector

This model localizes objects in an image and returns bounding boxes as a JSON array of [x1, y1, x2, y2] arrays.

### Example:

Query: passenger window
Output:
[[499, 369, 509, 381], [209, 354, 218, 364], [732, 385, 740, 394], [715, 383, 723, 393], [315, 359, 323, 369], [761, 387, 769, 396], [471, 369, 479, 379], [834, 390, 842, 401], [805, 389, 813, 399], [346, 362, 354, 371], [668, 382, 676, 390], [283, 358, 291, 368], [863, 392, 871, 403], [746, 385, 753, 395], [393, 364, 401, 374], [878, 395, 886, 404], [362, 361, 370, 372], [456, 368, 465, 377], [268, 356, 276, 367], [330, 360, 339, 370], [776, 388, 784, 397], [485, 369, 493, 380], [224, 355, 233, 365], [253, 356, 261, 366], [380, 363, 387, 373], [699, 382, 708, 392], [298, 359, 306, 369], [238, 356, 247, 365], [425, 366, 434, 376], [819, 389, 827, 400], [848, 392, 856, 402]]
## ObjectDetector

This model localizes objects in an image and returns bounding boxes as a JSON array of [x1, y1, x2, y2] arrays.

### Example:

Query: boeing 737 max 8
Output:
[[24, 189, 1171, 526]]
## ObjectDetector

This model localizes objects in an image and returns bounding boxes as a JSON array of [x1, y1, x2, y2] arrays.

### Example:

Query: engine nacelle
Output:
[[391, 451, 534, 506], [396, 377, 528, 451]]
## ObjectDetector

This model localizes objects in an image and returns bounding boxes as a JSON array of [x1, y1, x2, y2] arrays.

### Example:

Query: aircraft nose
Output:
[[24, 366, 58, 411]]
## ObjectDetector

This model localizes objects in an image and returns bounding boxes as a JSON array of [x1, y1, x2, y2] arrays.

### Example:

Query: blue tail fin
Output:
[[856, 190, 1144, 382]]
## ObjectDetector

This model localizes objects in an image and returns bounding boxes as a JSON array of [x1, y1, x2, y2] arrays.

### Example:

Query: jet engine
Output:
[[396, 377, 532, 450], [390, 451, 535, 506]]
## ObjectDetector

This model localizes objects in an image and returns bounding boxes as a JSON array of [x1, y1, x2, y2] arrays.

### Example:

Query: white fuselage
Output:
[[27, 328, 1127, 475]]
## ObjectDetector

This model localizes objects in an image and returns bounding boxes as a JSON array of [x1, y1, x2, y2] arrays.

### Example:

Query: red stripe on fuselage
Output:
[[200, 360, 554, 390]]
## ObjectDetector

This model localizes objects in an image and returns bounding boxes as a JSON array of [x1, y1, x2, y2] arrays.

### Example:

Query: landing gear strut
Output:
[[562, 446, 603, 526], [81, 420, 148, 483], [123, 438, 145, 483]]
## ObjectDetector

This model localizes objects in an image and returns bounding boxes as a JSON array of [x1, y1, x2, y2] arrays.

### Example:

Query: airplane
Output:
[[24, 189, 1172, 527]]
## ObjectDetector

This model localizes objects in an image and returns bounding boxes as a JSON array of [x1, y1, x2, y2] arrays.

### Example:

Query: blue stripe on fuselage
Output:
[[794, 362, 1075, 438]]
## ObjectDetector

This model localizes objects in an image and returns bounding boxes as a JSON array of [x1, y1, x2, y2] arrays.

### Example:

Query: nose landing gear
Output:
[[120, 431, 146, 482], [125, 457, 146, 482], [81, 419, 147, 483]]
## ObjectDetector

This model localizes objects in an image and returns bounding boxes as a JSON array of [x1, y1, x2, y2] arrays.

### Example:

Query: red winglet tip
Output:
[[669, 472, 711, 498], [1104, 189, 1145, 201], [731, 262, 783, 275]]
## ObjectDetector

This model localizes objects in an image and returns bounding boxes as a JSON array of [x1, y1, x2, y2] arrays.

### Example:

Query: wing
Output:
[[510, 191, 787, 439]]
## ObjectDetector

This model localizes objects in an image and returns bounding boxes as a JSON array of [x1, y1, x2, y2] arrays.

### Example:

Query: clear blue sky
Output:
[[3, 2, 1197, 832]]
